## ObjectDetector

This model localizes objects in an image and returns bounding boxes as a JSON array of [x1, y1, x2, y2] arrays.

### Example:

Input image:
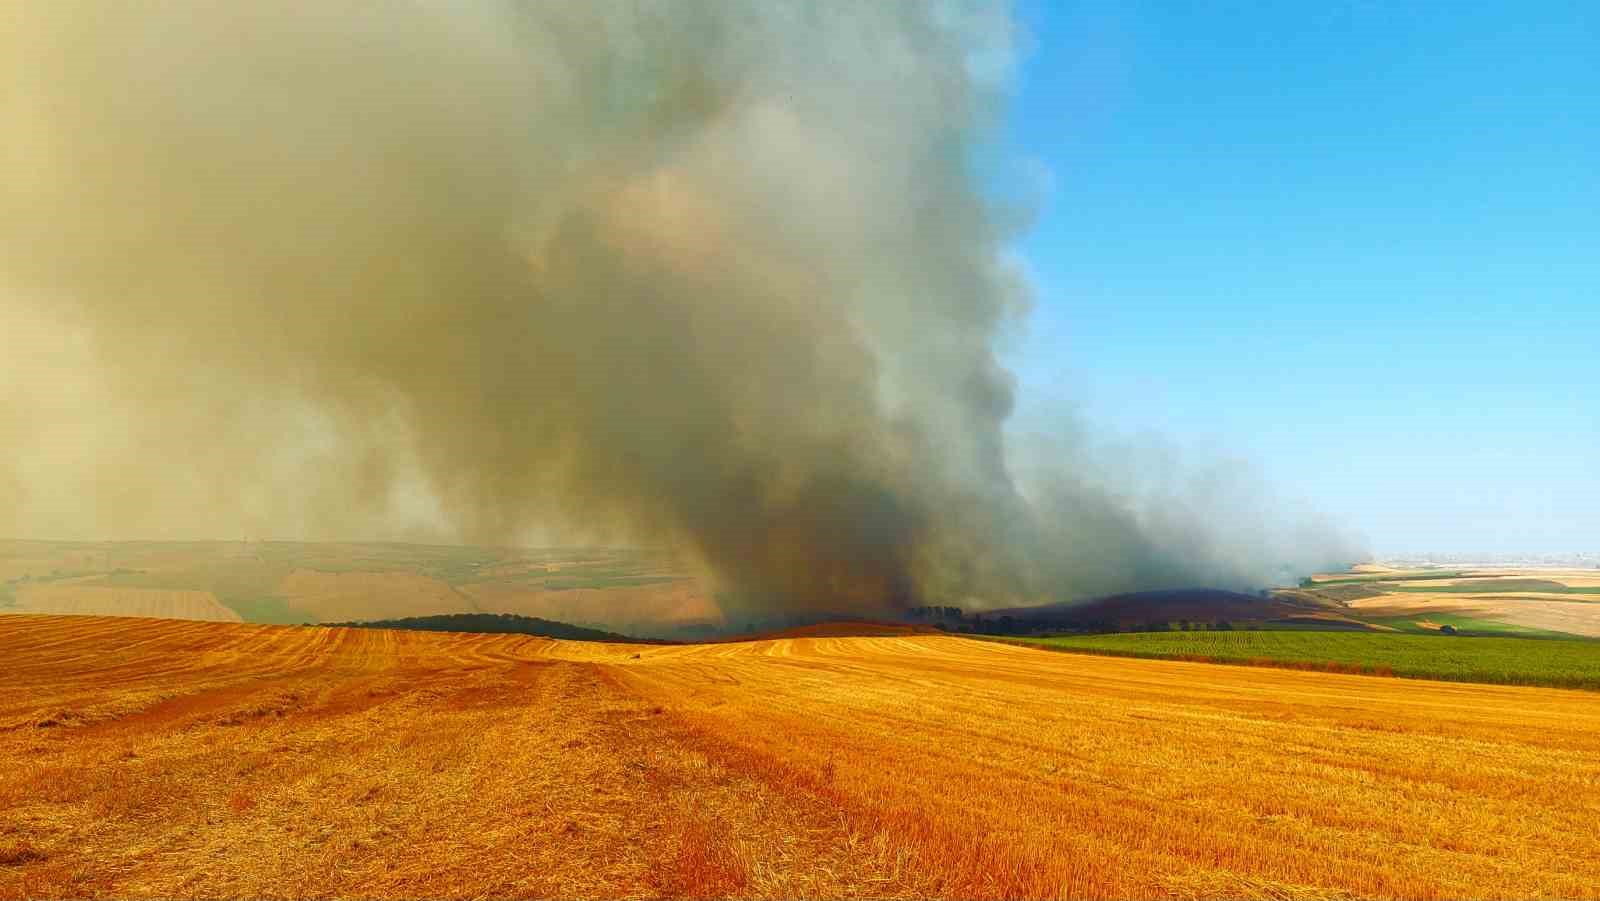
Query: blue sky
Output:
[[999, 1, 1598, 555]]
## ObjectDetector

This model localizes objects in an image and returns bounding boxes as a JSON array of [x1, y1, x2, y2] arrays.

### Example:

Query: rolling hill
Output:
[[984, 587, 1357, 631]]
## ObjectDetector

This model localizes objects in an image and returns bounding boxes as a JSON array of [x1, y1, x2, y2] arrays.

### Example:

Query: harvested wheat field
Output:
[[7, 585, 241, 623], [4, 616, 1600, 900]]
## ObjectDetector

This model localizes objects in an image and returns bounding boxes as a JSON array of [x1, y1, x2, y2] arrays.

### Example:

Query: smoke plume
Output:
[[1, 2, 1357, 617]]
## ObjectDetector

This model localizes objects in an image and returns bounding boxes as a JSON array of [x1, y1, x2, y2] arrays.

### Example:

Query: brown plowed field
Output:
[[3, 615, 1599, 899]]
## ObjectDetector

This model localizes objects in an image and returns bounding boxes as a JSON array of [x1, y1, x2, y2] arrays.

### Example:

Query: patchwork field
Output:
[[1291, 565, 1600, 638], [4, 615, 1600, 899], [1348, 592, 1600, 638]]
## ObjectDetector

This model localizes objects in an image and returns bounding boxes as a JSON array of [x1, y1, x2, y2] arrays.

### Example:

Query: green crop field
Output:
[[1000, 630, 1600, 690], [220, 595, 313, 625]]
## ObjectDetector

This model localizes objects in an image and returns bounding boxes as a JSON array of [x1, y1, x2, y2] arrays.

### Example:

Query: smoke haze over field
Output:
[[1, 2, 1359, 616]]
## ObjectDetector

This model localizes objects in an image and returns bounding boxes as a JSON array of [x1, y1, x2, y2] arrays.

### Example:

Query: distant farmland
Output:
[[1289, 564, 1600, 638], [1003, 630, 1600, 690], [0, 540, 714, 637], [4, 614, 1600, 899], [8, 584, 241, 623]]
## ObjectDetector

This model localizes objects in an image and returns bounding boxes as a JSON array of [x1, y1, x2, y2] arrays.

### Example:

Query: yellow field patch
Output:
[[5, 585, 240, 622], [1526, 570, 1600, 588]]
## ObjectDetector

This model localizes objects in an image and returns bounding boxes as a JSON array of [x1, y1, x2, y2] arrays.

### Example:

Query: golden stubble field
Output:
[[8, 585, 242, 623], [3, 615, 1599, 900]]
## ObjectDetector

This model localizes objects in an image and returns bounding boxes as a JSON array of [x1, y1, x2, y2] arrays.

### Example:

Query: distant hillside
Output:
[[735, 620, 943, 641], [980, 588, 1357, 632], [323, 612, 652, 643]]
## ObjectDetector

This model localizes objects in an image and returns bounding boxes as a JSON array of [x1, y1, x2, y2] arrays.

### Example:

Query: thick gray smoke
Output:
[[1, 2, 1358, 616]]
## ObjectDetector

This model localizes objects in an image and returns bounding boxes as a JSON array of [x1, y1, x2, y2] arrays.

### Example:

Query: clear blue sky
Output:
[[999, 1, 1598, 556]]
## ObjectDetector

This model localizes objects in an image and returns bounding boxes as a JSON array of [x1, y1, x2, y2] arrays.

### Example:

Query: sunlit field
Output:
[[5, 614, 1599, 900]]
